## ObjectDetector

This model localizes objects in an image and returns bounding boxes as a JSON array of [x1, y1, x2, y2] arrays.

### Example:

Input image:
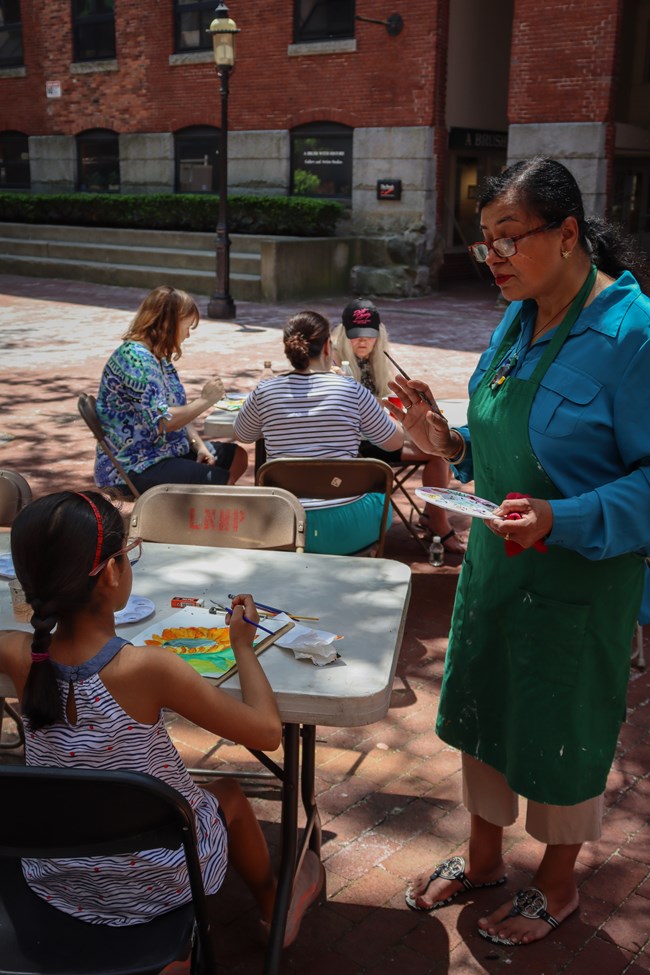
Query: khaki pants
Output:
[[462, 753, 604, 845]]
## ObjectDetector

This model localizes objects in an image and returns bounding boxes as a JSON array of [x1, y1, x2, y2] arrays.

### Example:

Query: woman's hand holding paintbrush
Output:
[[383, 368, 463, 461]]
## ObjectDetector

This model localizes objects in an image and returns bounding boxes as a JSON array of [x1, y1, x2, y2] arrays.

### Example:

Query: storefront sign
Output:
[[376, 179, 402, 201], [448, 128, 507, 150], [45, 82, 62, 98]]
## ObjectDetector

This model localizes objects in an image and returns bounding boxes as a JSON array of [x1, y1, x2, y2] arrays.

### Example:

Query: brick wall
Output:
[[1, 0, 441, 136], [509, 0, 622, 123]]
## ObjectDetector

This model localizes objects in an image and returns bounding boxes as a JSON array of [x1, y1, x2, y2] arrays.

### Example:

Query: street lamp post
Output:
[[207, 2, 239, 320]]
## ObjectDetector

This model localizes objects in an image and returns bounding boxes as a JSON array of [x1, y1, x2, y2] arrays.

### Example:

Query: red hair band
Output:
[[76, 492, 105, 573], [31, 652, 49, 663]]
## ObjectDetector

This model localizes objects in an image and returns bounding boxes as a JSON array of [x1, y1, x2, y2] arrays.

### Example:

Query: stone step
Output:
[[0, 252, 263, 300], [0, 222, 268, 254], [0, 235, 261, 276]]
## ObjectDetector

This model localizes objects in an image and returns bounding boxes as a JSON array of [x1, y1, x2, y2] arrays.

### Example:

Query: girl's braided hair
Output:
[[11, 491, 124, 729]]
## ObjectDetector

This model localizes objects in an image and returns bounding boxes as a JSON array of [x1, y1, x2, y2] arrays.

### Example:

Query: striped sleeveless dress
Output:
[[22, 637, 228, 926]]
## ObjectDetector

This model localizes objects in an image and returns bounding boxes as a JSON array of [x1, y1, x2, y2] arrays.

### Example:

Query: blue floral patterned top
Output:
[[94, 341, 190, 487]]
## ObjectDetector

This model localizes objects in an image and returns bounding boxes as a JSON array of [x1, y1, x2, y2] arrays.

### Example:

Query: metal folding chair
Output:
[[77, 393, 140, 499], [0, 468, 31, 751], [0, 765, 217, 975], [256, 457, 393, 557], [130, 483, 306, 552]]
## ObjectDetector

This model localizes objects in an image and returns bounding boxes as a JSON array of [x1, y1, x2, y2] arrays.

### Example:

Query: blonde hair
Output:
[[331, 321, 393, 396], [123, 285, 199, 361]]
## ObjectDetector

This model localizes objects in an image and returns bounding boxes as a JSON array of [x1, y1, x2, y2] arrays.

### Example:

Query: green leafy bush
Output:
[[0, 192, 345, 237]]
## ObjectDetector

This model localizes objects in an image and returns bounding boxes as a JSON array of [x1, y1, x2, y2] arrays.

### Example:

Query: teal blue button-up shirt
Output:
[[452, 271, 650, 573]]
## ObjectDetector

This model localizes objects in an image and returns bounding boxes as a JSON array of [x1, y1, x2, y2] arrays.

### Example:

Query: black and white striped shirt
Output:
[[234, 372, 397, 507]]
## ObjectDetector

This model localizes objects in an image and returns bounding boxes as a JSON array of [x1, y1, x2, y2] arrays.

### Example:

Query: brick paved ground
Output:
[[1, 274, 648, 974]]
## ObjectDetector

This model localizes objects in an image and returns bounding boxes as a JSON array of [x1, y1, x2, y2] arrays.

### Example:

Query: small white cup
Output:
[[8, 578, 32, 623]]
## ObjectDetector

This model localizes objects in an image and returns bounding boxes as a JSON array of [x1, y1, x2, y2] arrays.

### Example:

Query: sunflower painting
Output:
[[145, 624, 237, 676]]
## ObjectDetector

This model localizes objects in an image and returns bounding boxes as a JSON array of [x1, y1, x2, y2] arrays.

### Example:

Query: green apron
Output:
[[436, 268, 644, 805]]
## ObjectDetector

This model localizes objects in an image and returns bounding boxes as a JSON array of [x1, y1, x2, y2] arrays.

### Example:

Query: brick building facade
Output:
[[1, 0, 649, 285]]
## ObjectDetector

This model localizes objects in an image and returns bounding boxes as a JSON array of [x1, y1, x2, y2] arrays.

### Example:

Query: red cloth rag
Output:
[[503, 492, 548, 557]]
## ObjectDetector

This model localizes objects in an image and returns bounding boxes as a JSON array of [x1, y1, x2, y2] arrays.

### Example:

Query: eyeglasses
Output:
[[469, 222, 559, 263], [89, 536, 143, 577]]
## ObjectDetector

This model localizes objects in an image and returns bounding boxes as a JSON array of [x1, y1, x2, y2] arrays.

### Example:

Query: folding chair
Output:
[[0, 469, 30, 750], [256, 457, 393, 557], [130, 483, 306, 552], [388, 458, 430, 553], [77, 393, 140, 499], [0, 469, 32, 526], [0, 765, 217, 975]]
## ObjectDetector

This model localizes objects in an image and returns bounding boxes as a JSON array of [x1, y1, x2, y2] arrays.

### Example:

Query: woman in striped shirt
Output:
[[234, 310, 404, 554], [0, 491, 322, 944]]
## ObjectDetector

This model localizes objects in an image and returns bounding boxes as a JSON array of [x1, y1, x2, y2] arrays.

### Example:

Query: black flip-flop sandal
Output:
[[478, 887, 564, 946], [405, 855, 507, 913]]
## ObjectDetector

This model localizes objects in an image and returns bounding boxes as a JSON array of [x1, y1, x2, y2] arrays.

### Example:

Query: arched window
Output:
[[0, 0, 24, 66], [174, 126, 219, 193], [290, 122, 352, 200], [76, 129, 120, 192], [0, 130, 30, 188], [294, 0, 355, 43], [72, 0, 116, 62]]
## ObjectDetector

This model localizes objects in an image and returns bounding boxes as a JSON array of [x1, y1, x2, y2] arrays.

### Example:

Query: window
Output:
[[0, 0, 23, 66], [175, 126, 219, 193], [77, 129, 120, 192], [72, 0, 116, 62], [294, 0, 355, 43], [174, 0, 214, 53], [0, 131, 29, 187], [290, 122, 352, 200]]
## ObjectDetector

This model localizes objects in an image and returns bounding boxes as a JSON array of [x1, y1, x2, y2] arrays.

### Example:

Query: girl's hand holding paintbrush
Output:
[[384, 373, 465, 462], [226, 593, 260, 652]]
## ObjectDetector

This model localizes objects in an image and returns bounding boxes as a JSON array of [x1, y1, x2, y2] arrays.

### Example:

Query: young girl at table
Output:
[[0, 490, 322, 943]]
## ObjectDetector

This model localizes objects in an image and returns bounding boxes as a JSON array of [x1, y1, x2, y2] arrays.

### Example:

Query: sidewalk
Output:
[[1, 274, 649, 975]]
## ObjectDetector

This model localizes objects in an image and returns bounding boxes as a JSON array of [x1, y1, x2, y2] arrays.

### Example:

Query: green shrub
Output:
[[0, 192, 344, 237]]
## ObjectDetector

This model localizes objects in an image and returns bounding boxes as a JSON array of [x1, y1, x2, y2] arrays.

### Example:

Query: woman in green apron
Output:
[[386, 158, 650, 947]]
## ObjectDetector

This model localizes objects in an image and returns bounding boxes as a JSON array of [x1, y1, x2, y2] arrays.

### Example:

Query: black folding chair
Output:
[[77, 393, 140, 499], [0, 765, 217, 975]]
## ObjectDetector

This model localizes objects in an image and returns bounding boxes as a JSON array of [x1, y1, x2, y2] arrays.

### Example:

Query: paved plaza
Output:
[[1, 273, 649, 974]]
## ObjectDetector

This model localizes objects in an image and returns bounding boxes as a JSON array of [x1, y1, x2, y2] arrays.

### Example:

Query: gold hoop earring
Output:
[[561, 249, 571, 259]]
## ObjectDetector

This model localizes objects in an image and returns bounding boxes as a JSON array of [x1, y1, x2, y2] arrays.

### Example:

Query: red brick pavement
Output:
[[1, 274, 649, 974]]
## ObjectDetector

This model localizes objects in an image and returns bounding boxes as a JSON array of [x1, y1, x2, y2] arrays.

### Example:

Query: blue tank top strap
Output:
[[51, 637, 131, 682]]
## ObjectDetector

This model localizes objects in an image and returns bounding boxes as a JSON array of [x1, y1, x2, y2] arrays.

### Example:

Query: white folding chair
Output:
[[130, 483, 306, 552]]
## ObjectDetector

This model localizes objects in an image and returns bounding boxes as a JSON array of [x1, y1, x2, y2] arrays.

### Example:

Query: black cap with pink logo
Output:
[[341, 299, 381, 338]]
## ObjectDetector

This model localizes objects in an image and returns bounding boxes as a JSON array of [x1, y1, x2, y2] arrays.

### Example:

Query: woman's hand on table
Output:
[[384, 375, 457, 457], [489, 496, 554, 549], [227, 594, 259, 651]]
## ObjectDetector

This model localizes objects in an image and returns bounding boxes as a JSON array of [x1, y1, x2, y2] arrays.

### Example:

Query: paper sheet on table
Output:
[[269, 613, 342, 666]]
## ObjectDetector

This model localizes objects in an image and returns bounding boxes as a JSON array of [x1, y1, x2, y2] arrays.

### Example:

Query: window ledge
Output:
[[70, 59, 118, 74], [169, 51, 214, 66], [0, 65, 26, 78], [288, 39, 356, 57]]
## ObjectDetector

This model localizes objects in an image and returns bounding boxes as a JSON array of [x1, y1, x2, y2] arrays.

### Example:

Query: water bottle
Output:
[[259, 360, 274, 381], [429, 535, 444, 567], [340, 360, 353, 377]]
